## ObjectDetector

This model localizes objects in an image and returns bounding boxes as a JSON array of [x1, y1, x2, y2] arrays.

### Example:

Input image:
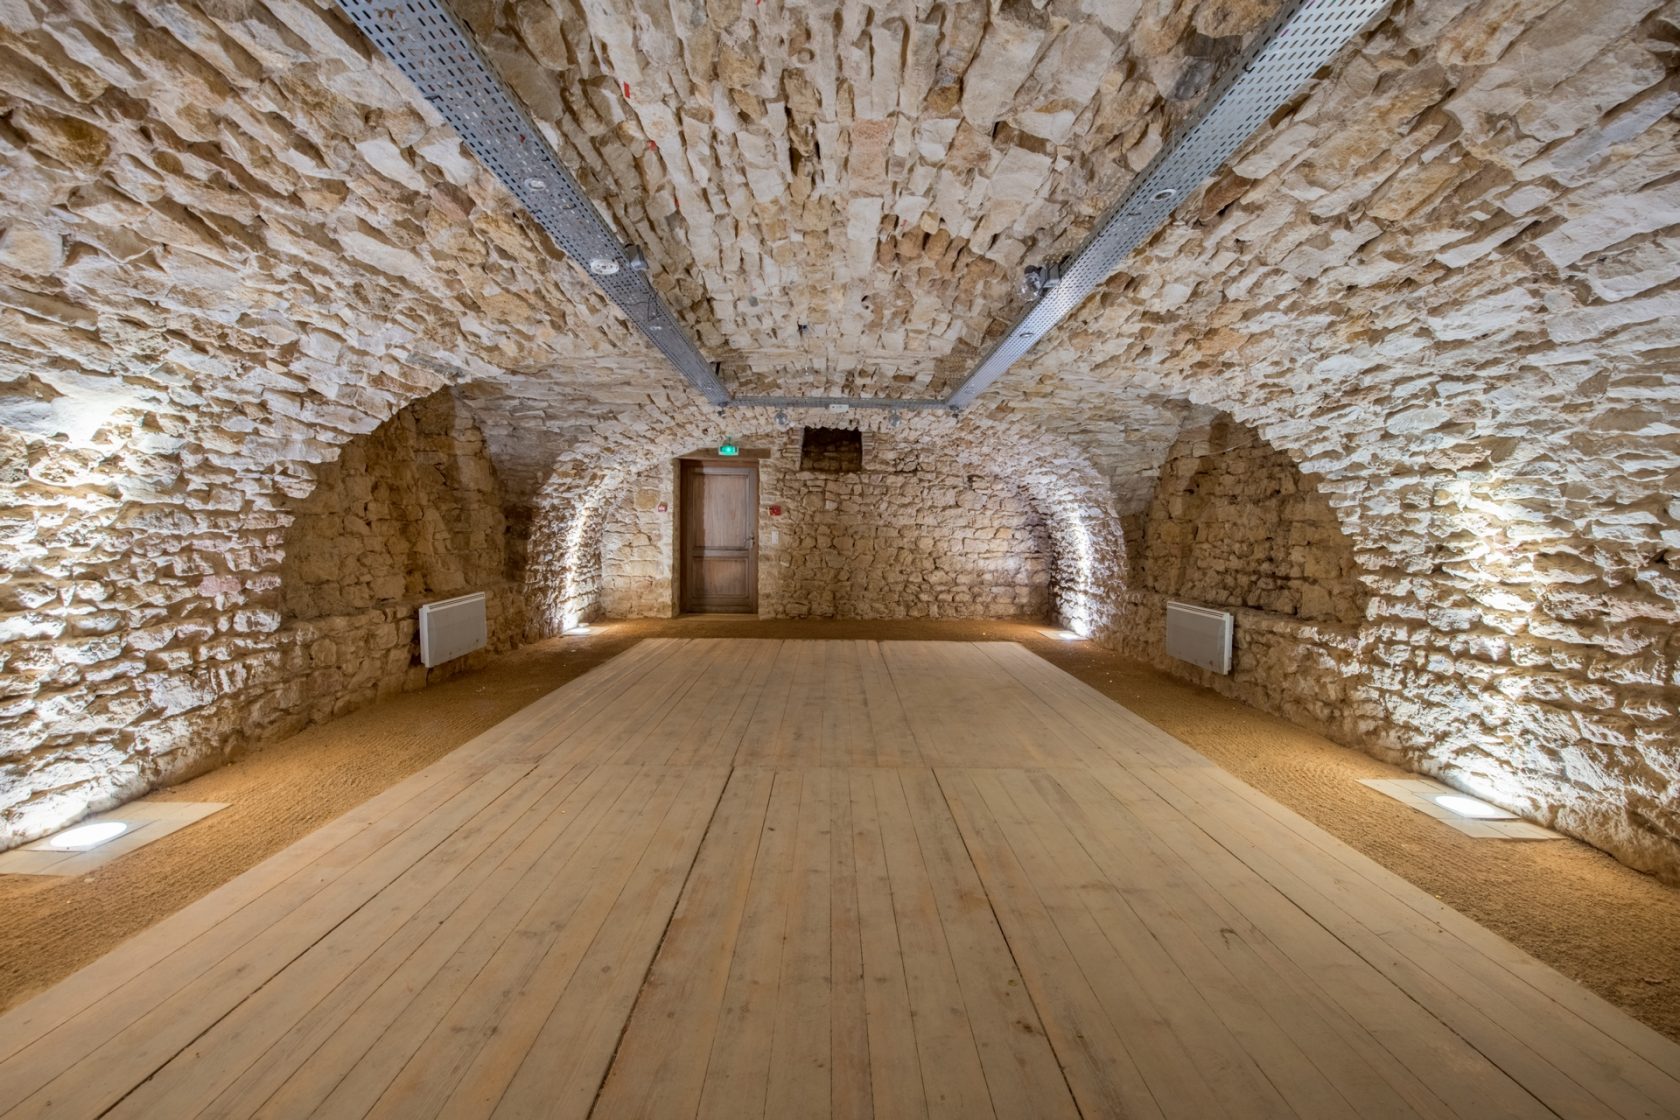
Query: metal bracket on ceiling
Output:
[[942, 0, 1392, 410], [335, 0, 729, 406]]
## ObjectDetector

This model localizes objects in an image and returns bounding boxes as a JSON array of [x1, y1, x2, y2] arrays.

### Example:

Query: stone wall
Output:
[[1085, 412, 1680, 886], [600, 470, 674, 618], [0, 387, 521, 848], [273, 388, 524, 723], [597, 429, 1054, 620], [1093, 414, 1372, 747], [2, 0, 1675, 884], [1136, 416, 1368, 625]]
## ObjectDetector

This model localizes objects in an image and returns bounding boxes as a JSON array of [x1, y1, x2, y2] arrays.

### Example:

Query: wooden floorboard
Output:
[[2, 639, 1677, 1119]]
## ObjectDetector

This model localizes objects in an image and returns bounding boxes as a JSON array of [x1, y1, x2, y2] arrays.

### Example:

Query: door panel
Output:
[[681, 461, 758, 613]]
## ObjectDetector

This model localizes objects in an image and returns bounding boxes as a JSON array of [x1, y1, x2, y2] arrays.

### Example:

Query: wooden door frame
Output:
[[677, 456, 760, 614]]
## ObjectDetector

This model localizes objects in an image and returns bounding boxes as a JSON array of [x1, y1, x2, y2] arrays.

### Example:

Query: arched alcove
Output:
[[516, 403, 1128, 640], [596, 427, 1056, 620], [279, 389, 517, 621], [1092, 411, 1376, 748], [1136, 414, 1370, 625], [268, 388, 524, 726]]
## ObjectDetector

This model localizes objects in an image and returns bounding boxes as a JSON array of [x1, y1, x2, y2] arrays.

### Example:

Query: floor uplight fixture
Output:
[[46, 821, 130, 850], [1433, 793, 1515, 820]]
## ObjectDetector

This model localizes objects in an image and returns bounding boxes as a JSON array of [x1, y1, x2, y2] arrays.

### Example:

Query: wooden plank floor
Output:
[[2, 639, 1677, 1119]]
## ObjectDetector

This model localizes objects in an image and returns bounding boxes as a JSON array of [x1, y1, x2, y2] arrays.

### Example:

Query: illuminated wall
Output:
[[521, 407, 1126, 639], [0, 390, 518, 848], [597, 429, 1054, 619], [1086, 413, 1680, 884]]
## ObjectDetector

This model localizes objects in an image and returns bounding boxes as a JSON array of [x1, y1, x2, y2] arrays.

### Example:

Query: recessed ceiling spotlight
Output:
[[587, 257, 621, 276], [525, 176, 547, 190], [47, 820, 129, 850], [1151, 186, 1178, 202]]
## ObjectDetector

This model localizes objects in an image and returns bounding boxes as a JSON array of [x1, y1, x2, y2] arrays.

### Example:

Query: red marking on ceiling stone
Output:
[[622, 81, 632, 99]]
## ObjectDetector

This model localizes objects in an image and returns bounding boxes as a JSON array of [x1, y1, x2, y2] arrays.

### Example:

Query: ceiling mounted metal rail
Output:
[[725, 395, 952, 412], [341, 0, 1383, 415], [943, 0, 1390, 409], [337, 0, 729, 405]]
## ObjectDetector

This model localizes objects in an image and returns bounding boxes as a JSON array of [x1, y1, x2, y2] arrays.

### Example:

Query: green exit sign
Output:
[[718, 441, 739, 456]]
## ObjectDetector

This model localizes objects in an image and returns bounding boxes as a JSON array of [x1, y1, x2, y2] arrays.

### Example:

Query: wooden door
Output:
[[680, 459, 758, 613]]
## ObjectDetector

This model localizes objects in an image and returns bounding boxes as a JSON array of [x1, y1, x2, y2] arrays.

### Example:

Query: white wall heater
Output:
[[1165, 601, 1233, 675], [418, 592, 487, 668]]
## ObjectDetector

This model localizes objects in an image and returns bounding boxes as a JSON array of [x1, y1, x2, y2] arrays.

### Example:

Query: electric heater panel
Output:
[[419, 592, 488, 668], [1165, 601, 1234, 675]]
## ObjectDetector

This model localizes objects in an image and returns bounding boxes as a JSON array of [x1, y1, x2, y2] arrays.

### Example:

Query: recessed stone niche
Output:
[[272, 388, 525, 723], [1137, 415, 1369, 626], [799, 427, 865, 473]]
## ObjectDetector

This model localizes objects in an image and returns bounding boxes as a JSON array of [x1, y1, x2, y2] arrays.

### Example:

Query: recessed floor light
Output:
[[47, 821, 129, 850], [0, 802, 228, 877], [1358, 778, 1557, 840], [1433, 793, 1514, 820]]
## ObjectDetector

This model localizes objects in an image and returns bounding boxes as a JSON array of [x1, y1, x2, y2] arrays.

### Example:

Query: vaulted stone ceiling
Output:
[[466, 0, 1286, 398], [0, 0, 1671, 530]]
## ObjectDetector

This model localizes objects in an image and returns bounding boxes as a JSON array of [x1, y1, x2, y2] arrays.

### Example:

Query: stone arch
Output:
[[520, 401, 1127, 637], [1050, 386, 1680, 880], [279, 387, 518, 621], [0, 361, 470, 849], [1134, 412, 1371, 625]]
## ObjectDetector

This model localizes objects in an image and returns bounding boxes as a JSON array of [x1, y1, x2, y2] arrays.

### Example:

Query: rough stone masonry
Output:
[[0, 0, 1676, 885]]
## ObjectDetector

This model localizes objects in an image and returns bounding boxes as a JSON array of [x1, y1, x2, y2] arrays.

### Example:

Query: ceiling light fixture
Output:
[[587, 257, 621, 276], [1017, 262, 1063, 302]]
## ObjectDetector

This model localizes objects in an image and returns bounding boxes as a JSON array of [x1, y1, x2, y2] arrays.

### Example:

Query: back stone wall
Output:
[[599, 430, 1054, 621]]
